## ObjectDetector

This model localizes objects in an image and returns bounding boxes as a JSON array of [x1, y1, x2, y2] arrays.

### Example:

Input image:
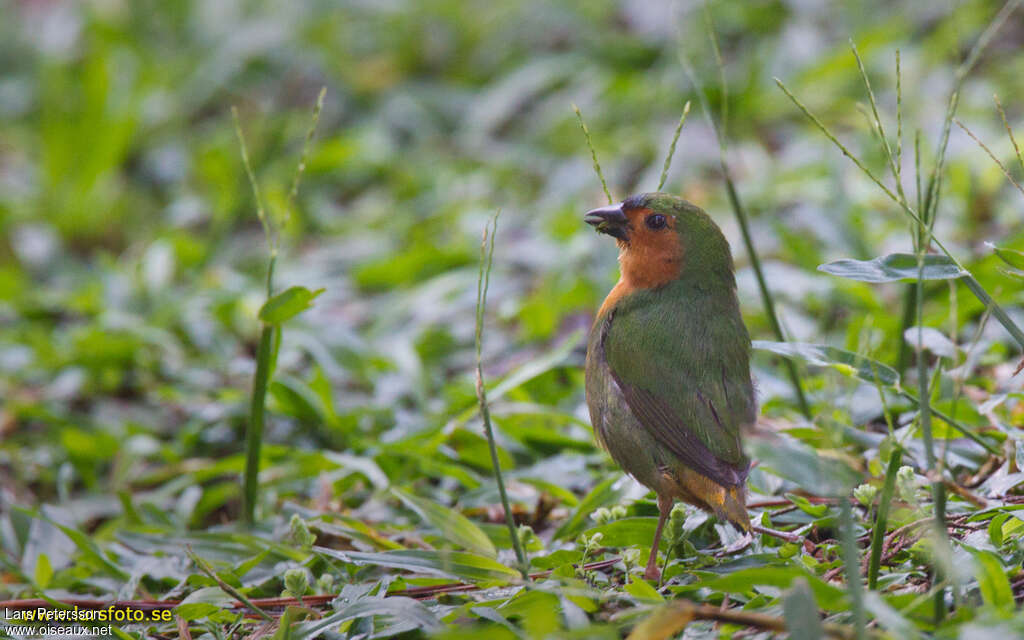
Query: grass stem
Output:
[[955, 119, 1024, 197], [850, 40, 906, 206], [242, 253, 277, 527], [658, 101, 690, 192], [993, 93, 1024, 173], [896, 388, 998, 455], [186, 546, 272, 621], [915, 252, 946, 621], [287, 87, 327, 213], [475, 212, 528, 577], [908, 0, 1020, 361], [868, 448, 902, 589], [573, 104, 613, 204]]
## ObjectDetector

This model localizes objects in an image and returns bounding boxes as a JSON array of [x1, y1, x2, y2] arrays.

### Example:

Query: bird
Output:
[[583, 192, 755, 581]]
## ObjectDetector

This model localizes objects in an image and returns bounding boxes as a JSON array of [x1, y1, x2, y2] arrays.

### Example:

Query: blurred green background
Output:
[[2, 0, 1024, 636]]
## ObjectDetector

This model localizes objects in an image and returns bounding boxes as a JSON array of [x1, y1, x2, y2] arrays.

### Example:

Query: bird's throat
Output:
[[596, 247, 684, 318]]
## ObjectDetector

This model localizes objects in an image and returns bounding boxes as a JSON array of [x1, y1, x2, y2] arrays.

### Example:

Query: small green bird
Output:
[[584, 192, 755, 581]]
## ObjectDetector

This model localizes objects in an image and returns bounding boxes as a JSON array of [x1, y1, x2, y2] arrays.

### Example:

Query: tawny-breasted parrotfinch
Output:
[[584, 193, 754, 581]]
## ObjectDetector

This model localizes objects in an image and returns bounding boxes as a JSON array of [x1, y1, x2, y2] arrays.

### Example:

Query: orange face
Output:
[[618, 207, 684, 290], [594, 206, 685, 317]]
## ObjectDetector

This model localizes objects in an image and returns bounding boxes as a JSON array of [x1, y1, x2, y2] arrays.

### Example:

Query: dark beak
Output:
[[584, 204, 629, 241]]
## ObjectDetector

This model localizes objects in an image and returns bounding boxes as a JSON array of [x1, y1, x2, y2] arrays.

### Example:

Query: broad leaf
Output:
[[313, 547, 520, 583], [748, 434, 860, 497], [291, 596, 441, 639], [498, 589, 561, 636], [624, 577, 664, 602], [702, 566, 847, 610], [863, 593, 920, 639], [33, 553, 52, 589], [625, 603, 694, 640], [902, 327, 957, 358], [259, 286, 325, 325], [311, 518, 404, 551], [174, 602, 223, 621], [39, 512, 129, 580], [818, 253, 966, 283], [752, 340, 898, 386], [392, 488, 496, 557], [582, 517, 658, 549], [783, 578, 823, 640], [970, 549, 1013, 613]]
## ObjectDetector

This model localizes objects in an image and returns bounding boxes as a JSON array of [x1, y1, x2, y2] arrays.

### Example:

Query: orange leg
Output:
[[644, 494, 674, 581]]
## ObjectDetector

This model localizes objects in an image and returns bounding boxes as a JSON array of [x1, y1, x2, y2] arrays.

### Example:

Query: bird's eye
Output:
[[645, 214, 667, 230]]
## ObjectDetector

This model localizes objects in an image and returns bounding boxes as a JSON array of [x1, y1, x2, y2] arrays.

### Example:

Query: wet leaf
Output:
[[748, 434, 860, 498], [753, 341, 899, 386], [818, 253, 967, 283]]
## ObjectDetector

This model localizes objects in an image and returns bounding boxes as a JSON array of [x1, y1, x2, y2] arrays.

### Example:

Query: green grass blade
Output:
[[573, 103, 613, 204], [553, 475, 628, 541], [868, 448, 902, 589], [243, 323, 275, 527], [657, 101, 690, 192], [186, 546, 273, 621], [393, 488, 497, 558]]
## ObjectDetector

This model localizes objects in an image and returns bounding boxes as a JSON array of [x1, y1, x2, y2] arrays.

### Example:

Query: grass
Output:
[[3, 1, 1024, 638], [473, 210, 528, 576]]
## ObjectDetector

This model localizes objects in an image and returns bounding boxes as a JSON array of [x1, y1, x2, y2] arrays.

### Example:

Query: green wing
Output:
[[603, 284, 754, 487]]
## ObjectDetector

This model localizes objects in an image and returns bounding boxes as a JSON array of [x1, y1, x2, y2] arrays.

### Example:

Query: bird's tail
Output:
[[712, 485, 751, 532], [669, 470, 751, 532]]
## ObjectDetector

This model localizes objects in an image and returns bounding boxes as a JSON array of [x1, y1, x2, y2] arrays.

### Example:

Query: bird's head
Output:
[[585, 192, 734, 289]]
